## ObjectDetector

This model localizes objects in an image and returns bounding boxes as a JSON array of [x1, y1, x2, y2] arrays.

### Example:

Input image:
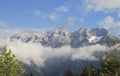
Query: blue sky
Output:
[[0, 0, 120, 33]]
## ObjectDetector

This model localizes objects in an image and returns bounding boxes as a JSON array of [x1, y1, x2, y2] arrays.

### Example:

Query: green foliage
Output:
[[99, 45, 120, 76], [0, 46, 24, 76], [63, 68, 74, 76], [80, 65, 98, 76]]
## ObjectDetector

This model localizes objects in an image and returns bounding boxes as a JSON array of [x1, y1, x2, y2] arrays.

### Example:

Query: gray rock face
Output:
[[11, 28, 114, 48]]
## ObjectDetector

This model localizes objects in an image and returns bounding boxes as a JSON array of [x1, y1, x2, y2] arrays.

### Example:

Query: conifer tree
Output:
[[63, 68, 74, 76], [0, 46, 24, 76]]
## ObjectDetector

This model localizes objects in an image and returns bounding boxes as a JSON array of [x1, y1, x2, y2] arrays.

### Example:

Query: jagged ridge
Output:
[[11, 28, 114, 48]]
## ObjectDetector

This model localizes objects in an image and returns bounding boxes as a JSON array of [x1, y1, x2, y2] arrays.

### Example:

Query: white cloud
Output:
[[118, 13, 120, 18], [79, 18, 84, 23], [0, 28, 24, 38], [0, 20, 7, 28], [0, 36, 107, 72], [55, 6, 69, 12], [48, 12, 58, 21], [34, 10, 42, 17], [64, 17, 76, 26], [34, 10, 58, 21], [98, 16, 120, 29], [0, 39, 45, 67], [0, 39, 72, 68], [84, 0, 120, 12], [71, 44, 106, 61], [56, 17, 77, 27], [85, 4, 94, 12]]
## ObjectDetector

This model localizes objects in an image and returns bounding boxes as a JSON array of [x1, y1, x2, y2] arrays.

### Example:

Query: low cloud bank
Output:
[[0, 38, 107, 69]]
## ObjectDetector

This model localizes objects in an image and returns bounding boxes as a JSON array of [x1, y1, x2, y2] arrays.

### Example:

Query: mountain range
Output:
[[11, 28, 114, 48]]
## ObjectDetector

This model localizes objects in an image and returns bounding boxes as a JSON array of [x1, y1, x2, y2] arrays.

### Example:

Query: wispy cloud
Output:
[[55, 17, 77, 27], [34, 10, 58, 21], [34, 10, 42, 17], [64, 17, 76, 26], [79, 18, 84, 23], [54, 6, 69, 12], [98, 16, 120, 29], [118, 13, 120, 18], [48, 12, 58, 21], [0, 20, 8, 28], [84, 0, 120, 13], [0, 28, 24, 38]]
